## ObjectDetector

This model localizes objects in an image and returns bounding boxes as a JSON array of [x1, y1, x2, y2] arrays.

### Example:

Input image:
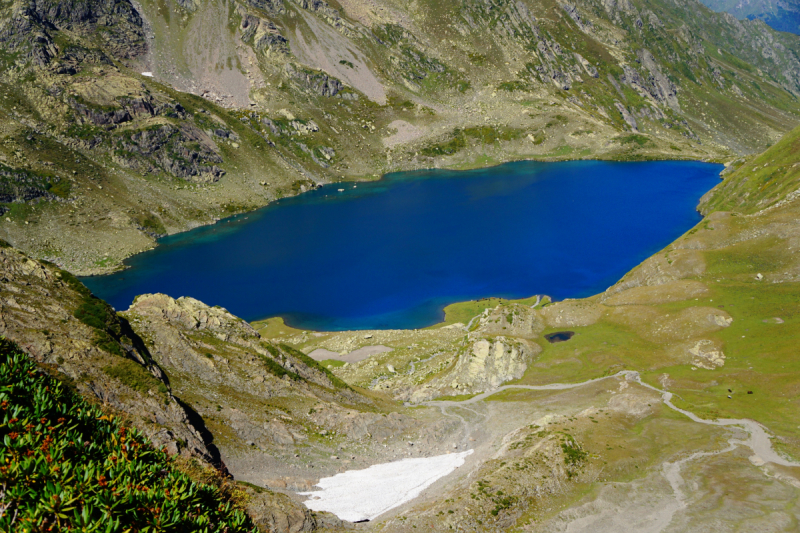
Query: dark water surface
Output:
[[83, 160, 722, 330]]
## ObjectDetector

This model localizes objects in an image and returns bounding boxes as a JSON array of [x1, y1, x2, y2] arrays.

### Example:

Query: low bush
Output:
[[0, 338, 256, 532]]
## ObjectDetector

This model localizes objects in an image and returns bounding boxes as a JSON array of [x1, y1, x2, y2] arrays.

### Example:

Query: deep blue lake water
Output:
[[83, 160, 722, 330]]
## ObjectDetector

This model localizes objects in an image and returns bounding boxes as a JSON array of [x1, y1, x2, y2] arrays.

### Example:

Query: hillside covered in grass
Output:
[[700, 122, 800, 214], [0, 338, 256, 532]]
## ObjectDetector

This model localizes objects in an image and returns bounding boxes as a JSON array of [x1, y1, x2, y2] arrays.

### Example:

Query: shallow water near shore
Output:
[[83, 160, 722, 330]]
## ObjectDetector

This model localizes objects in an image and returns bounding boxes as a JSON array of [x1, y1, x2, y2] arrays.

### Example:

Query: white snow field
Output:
[[299, 450, 474, 522]]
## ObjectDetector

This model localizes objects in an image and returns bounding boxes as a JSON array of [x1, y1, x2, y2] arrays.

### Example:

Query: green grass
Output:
[[103, 358, 168, 397], [278, 344, 351, 390], [321, 359, 346, 368], [438, 297, 507, 326], [648, 277, 800, 456], [508, 216, 800, 458], [0, 338, 255, 532], [512, 277, 800, 455], [515, 319, 657, 386], [701, 123, 800, 214]]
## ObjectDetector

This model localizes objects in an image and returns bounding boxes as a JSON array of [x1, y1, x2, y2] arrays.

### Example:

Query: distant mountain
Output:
[[701, 0, 800, 34]]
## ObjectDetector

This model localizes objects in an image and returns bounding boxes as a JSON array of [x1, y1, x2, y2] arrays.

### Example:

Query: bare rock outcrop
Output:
[[446, 336, 540, 393], [112, 123, 225, 183], [407, 304, 543, 401], [239, 10, 290, 56], [245, 487, 344, 532], [476, 303, 545, 339]]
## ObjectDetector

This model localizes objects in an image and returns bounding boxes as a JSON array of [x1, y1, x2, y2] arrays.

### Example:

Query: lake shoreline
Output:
[[84, 160, 723, 331]]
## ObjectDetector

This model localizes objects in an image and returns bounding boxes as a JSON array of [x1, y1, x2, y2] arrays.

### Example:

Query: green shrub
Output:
[[47, 178, 71, 199], [73, 293, 124, 356], [619, 134, 651, 147], [262, 342, 283, 360], [74, 298, 117, 332], [419, 134, 466, 157], [0, 338, 256, 532], [134, 213, 167, 235], [561, 435, 588, 466], [497, 80, 527, 92]]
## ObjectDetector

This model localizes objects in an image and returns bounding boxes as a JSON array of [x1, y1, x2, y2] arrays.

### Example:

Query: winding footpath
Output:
[[425, 370, 798, 467], [421, 370, 799, 530]]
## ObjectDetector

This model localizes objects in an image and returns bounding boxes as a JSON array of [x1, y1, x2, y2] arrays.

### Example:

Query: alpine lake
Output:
[[83, 160, 723, 331]]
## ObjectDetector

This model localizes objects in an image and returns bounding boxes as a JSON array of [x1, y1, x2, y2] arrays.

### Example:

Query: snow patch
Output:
[[299, 450, 473, 522], [141, 72, 154, 77]]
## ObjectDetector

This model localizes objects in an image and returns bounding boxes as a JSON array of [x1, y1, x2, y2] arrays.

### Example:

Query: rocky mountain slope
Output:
[[3, 0, 800, 272], [1, 0, 800, 528]]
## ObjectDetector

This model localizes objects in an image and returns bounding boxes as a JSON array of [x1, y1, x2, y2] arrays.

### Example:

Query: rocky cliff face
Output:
[[406, 304, 544, 401], [0, 0, 145, 66]]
